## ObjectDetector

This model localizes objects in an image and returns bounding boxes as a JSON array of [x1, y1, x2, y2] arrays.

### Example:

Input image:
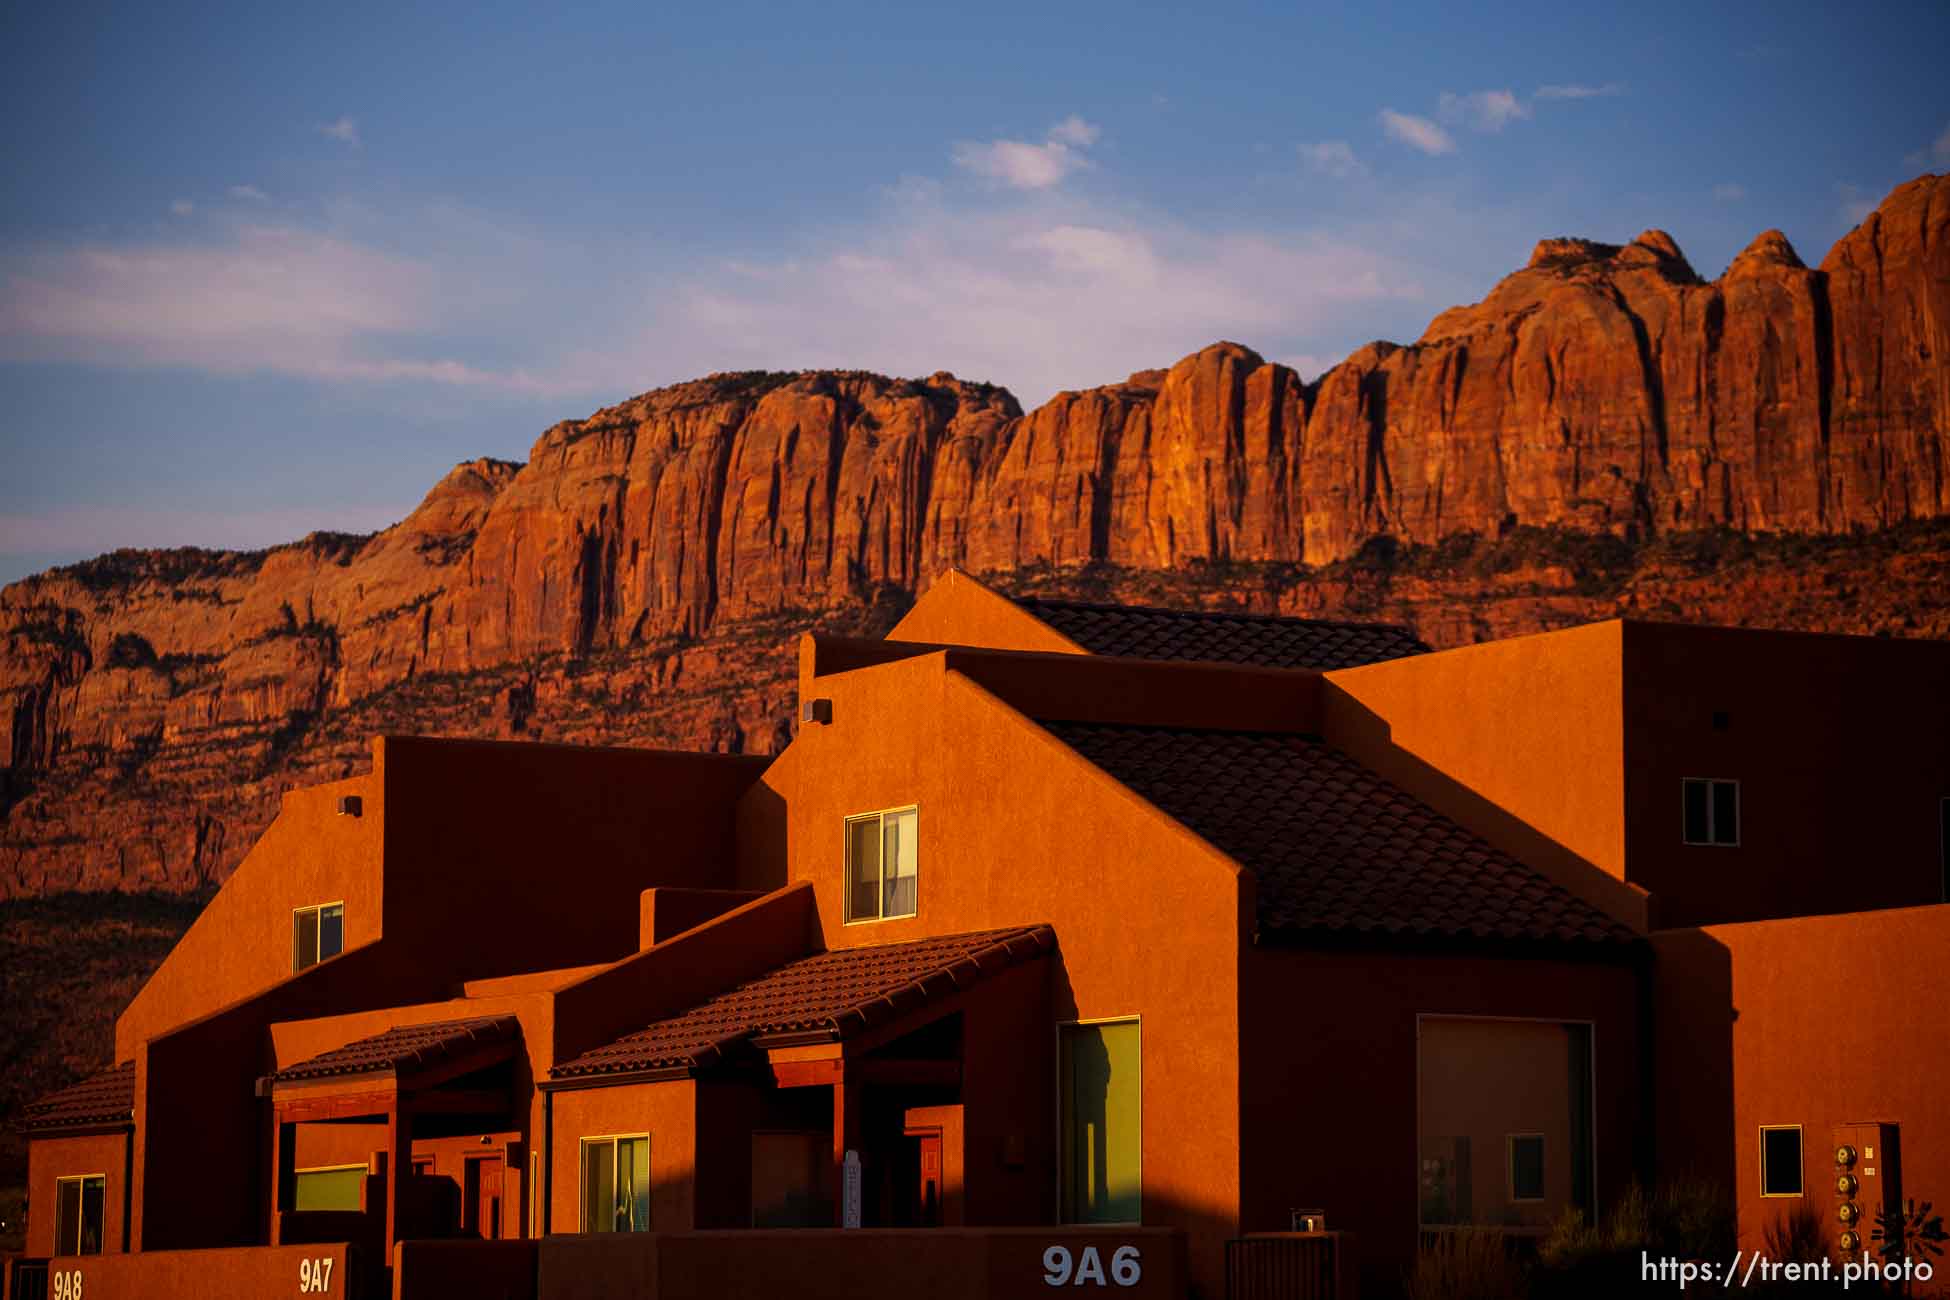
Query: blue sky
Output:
[[3, 0, 1947, 586]]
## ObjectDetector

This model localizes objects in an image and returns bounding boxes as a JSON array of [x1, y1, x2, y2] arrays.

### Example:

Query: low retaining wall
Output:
[[20, 1242, 360, 1299], [396, 1227, 1186, 1300]]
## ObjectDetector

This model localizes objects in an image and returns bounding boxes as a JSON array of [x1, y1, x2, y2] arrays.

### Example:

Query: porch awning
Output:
[[268, 1015, 520, 1091], [552, 924, 1055, 1081]]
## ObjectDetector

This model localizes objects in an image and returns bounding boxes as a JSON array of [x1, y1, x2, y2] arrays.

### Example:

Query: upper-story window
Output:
[[845, 807, 917, 923], [293, 902, 345, 971], [1682, 778, 1739, 846]]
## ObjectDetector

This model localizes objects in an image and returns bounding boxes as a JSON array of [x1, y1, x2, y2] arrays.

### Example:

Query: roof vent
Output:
[[801, 698, 833, 726], [337, 795, 363, 817]]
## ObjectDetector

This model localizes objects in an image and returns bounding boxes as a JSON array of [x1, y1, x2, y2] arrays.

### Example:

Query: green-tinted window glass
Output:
[[582, 1136, 649, 1233], [1061, 1020, 1141, 1224], [294, 1166, 365, 1212]]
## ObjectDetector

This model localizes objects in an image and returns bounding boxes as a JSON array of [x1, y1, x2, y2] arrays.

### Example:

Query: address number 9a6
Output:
[[1044, 1245, 1142, 1287]]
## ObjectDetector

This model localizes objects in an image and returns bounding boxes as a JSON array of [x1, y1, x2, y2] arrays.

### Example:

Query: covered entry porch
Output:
[[262, 1015, 528, 1252], [545, 925, 1057, 1234]]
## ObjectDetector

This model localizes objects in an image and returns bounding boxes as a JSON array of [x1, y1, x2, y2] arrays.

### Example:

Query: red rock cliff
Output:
[[3, 174, 1947, 896]]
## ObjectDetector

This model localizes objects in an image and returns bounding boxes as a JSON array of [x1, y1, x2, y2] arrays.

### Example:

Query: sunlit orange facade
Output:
[[12, 571, 1949, 1299]]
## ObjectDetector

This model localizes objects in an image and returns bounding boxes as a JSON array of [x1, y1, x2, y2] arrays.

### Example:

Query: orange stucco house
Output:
[[12, 571, 1949, 1300]]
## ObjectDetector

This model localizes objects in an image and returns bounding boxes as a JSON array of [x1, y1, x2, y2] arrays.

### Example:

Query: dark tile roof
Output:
[[17, 1062, 134, 1133], [1045, 722, 1636, 946], [554, 925, 1054, 1080], [1013, 597, 1428, 670], [270, 1015, 520, 1084]]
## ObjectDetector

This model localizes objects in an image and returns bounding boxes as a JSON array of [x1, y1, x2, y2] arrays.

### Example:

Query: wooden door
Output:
[[906, 1128, 942, 1228], [463, 1154, 504, 1239]]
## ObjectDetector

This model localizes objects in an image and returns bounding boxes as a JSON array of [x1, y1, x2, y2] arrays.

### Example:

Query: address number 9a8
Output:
[[1044, 1245, 1142, 1287], [52, 1271, 83, 1300]]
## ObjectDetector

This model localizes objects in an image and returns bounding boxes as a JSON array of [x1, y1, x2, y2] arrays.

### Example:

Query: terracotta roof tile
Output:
[[17, 1061, 134, 1133], [271, 1015, 520, 1084], [1045, 722, 1636, 946], [1014, 598, 1428, 670], [553, 925, 1054, 1079]]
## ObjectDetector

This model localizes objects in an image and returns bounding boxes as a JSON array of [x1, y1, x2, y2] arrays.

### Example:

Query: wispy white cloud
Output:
[[1711, 182, 1746, 203], [168, 199, 194, 217], [1534, 83, 1625, 101], [1378, 109, 1455, 156], [1836, 182, 1877, 226], [320, 116, 361, 147], [1299, 140, 1366, 178], [0, 224, 555, 391], [952, 116, 1101, 190], [1, 129, 1504, 410], [0, 503, 414, 556], [1900, 122, 1950, 170], [1047, 115, 1101, 148], [229, 184, 270, 202], [1438, 89, 1531, 133]]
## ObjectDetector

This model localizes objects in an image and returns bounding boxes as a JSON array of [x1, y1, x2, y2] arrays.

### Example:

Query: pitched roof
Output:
[[270, 1015, 520, 1084], [17, 1061, 135, 1133], [1012, 597, 1428, 670], [1045, 722, 1636, 946], [553, 925, 1054, 1080]]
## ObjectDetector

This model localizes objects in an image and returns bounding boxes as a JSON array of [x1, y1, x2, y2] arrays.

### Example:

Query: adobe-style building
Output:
[[11, 571, 1949, 1300]]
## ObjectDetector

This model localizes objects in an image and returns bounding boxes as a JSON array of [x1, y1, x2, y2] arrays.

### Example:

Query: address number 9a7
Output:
[[299, 1256, 335, 1293], [1044, 1245, 1142, 1287]]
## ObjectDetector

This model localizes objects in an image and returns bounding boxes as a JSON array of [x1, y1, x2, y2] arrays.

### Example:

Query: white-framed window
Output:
[[1682, 778, 1740, 846], [293, 1163, 366, 1212], [844, 806, 918, 923], [53, 1173, 106, 1256], [1760, 1125, 1803, 1197], [1058, 1016, 1142, 1225], [293, 901, 345, 971], [581, 1133, 649, 1233], [1507, 1134, 1546, 1202]]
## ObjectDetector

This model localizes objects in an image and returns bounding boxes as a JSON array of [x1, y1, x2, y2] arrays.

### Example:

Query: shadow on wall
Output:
[[1321, 683, 1652, 931], [1647, 927, 1736, 1195]]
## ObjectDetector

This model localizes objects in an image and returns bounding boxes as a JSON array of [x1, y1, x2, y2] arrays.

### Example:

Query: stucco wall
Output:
[[1653, 904, 1950, 1257], [549, 1080, 698, 1235], [1623, 622, 1950, 927], [25, 1130, 129, 1257], [1241, 944, 1644, 1298], [117, 768, 382, 1061], [744, 650, 1250, 1298]]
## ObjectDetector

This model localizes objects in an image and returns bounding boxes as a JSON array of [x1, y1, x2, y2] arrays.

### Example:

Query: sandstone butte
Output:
[[2, 173, 1947, 899]]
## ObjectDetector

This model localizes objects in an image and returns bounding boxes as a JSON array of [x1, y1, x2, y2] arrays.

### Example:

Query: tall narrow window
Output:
[[53, 1174, 105, 1255], [1508, 1134, 1546, 1202], [581, 1135, 649, 1233], [1760, 1125, 1803, 1197], [1682, 778, 1740, 846], [1060, 1019, 1141, 1224], [844, 807, 918, 922], [293, 902, 345, 971]]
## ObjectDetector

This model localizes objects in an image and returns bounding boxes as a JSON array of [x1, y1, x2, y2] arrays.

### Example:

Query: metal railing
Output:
[[1226, 1232, 1348, 1300]]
